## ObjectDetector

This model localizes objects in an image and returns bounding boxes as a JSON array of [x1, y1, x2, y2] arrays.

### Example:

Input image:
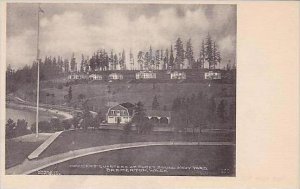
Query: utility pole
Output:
[[35, 4, 43, 138]]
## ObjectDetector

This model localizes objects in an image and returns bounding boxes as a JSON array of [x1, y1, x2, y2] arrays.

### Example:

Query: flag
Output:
[[39, 6, 44, 14]]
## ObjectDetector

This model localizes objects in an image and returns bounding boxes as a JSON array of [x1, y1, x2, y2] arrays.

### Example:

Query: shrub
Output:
[[15, 119, 30, 137], [61, 119, 71, 130], [31, 121, 52, 133], [50, 118, 64, 131], [5, 119, 16, 139]]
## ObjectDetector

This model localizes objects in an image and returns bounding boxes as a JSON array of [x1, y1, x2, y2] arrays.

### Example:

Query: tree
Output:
[[144, 52, 150, 70], [94, 110, 104, 125], [163, 49, 169, 70], [6, 118, 16, 139], [152, 95, 159, 110], [81, 105, 93, 130], [205, 34, 214, 69], [137, 51, 144, 70], [78, 93, 86, 103], [132, 101, 147, 133], [120, 49, 126, 70], [70, 53, 77, 72], [68, 86, 72, 103], [199, 40, 205, 69], [15, 119, 29, 137], [169, 45, 175, 69], [80, 54, 85, 72], [31, 121, 52, 133], [61, 119, 71, 130], [50, 118, 63, 131], [174, 38, 185, 69], [185, 38, 195, 69], [63, 59, 69, 73], [155, 50, 160, 70]]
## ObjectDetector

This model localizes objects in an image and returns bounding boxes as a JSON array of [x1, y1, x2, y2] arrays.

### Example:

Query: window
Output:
[[111, 110, 115, 115], [116, 110, 120, 114]]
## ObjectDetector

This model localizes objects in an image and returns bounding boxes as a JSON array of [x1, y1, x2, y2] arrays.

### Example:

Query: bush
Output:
[[6, 119, 16, 139], [6, 118, 31, 139], [15, 119, 30, 137], [61, 119, 71, 130], [31, 121, 52, 133], [50, 118, 64, 131]]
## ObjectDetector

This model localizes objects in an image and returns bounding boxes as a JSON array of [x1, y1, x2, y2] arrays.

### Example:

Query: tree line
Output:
[[171, 92, 235, 133]]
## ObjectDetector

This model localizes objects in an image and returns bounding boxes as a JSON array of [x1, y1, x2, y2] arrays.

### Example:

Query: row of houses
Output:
[[68, 70, 222, 81]]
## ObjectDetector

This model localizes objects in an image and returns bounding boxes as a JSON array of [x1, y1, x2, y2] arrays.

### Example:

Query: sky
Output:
[[7, 3, 236, 69]]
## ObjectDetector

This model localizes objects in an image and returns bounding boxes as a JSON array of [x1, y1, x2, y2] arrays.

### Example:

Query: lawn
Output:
[[39, 82, 235, 111], [38, 129, 235, 159], [33, 145, 235, 176], [5, 140, 44, 169]]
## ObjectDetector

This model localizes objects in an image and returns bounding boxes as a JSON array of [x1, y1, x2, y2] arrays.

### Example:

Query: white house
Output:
[[204, 71, 221, 80], [170, 71, 186, 80], [135, 71, 156, 79], [68, 73, 88, 80], [109, 73, 123, 80], [106, 102, 135, 124], [89, 74, 102, 80]]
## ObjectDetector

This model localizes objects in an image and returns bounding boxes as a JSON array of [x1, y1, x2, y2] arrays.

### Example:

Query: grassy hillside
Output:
[[39, 81, 235, 113]]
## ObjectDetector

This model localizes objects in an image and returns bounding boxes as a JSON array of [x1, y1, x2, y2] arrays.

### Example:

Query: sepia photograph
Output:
[[5, 3, 236, 176]]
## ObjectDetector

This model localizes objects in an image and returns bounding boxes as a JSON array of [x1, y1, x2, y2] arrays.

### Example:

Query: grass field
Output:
[[33, 145, 235, 176], [38, 129, 235, 159], [5, 140, 44, 169]]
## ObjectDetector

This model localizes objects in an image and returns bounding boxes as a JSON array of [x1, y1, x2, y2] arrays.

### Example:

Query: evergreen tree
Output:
[[185, 38, 195, 69], [137, 51, 144, 70], [70, 53, 77, 72], [169, 45, 175, 69], [80, 54, 85, 72], [111, 54, 117, 70], [121, 50, 126, 70], [152, 95, 159, 110], [155, 50, 160, 70], [174, 38, 185, 69], [132, 101, 146, 133], [109, 51, 114, 70], [164, 48, 169, 70], [64, 59, 69, 73], [85, 58, 89, 72], [130, 49, 134, 70], [205, 34, 214, 69], [144, 52, 150, 70], [68, 86, 72, 103]]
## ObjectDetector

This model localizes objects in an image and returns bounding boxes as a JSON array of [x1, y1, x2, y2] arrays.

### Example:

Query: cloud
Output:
[[7, 5, 236, 69], [219, 35, 235, 54], [7, 30, 36, 69]]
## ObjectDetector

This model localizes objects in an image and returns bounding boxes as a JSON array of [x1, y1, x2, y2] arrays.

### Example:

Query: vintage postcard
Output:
[[4, 2, 236, 176], [0, 1, 299, 189]]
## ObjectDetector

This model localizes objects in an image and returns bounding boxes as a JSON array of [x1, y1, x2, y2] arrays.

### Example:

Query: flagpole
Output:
[[35, 3, 41, 138]]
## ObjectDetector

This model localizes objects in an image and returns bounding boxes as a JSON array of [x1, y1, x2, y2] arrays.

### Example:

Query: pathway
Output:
[[6, 141, 235, 175]]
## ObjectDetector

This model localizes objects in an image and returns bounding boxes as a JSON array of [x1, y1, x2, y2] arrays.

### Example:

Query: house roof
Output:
[[120, 102, 135, 109], [108, 102, 135, 116]]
